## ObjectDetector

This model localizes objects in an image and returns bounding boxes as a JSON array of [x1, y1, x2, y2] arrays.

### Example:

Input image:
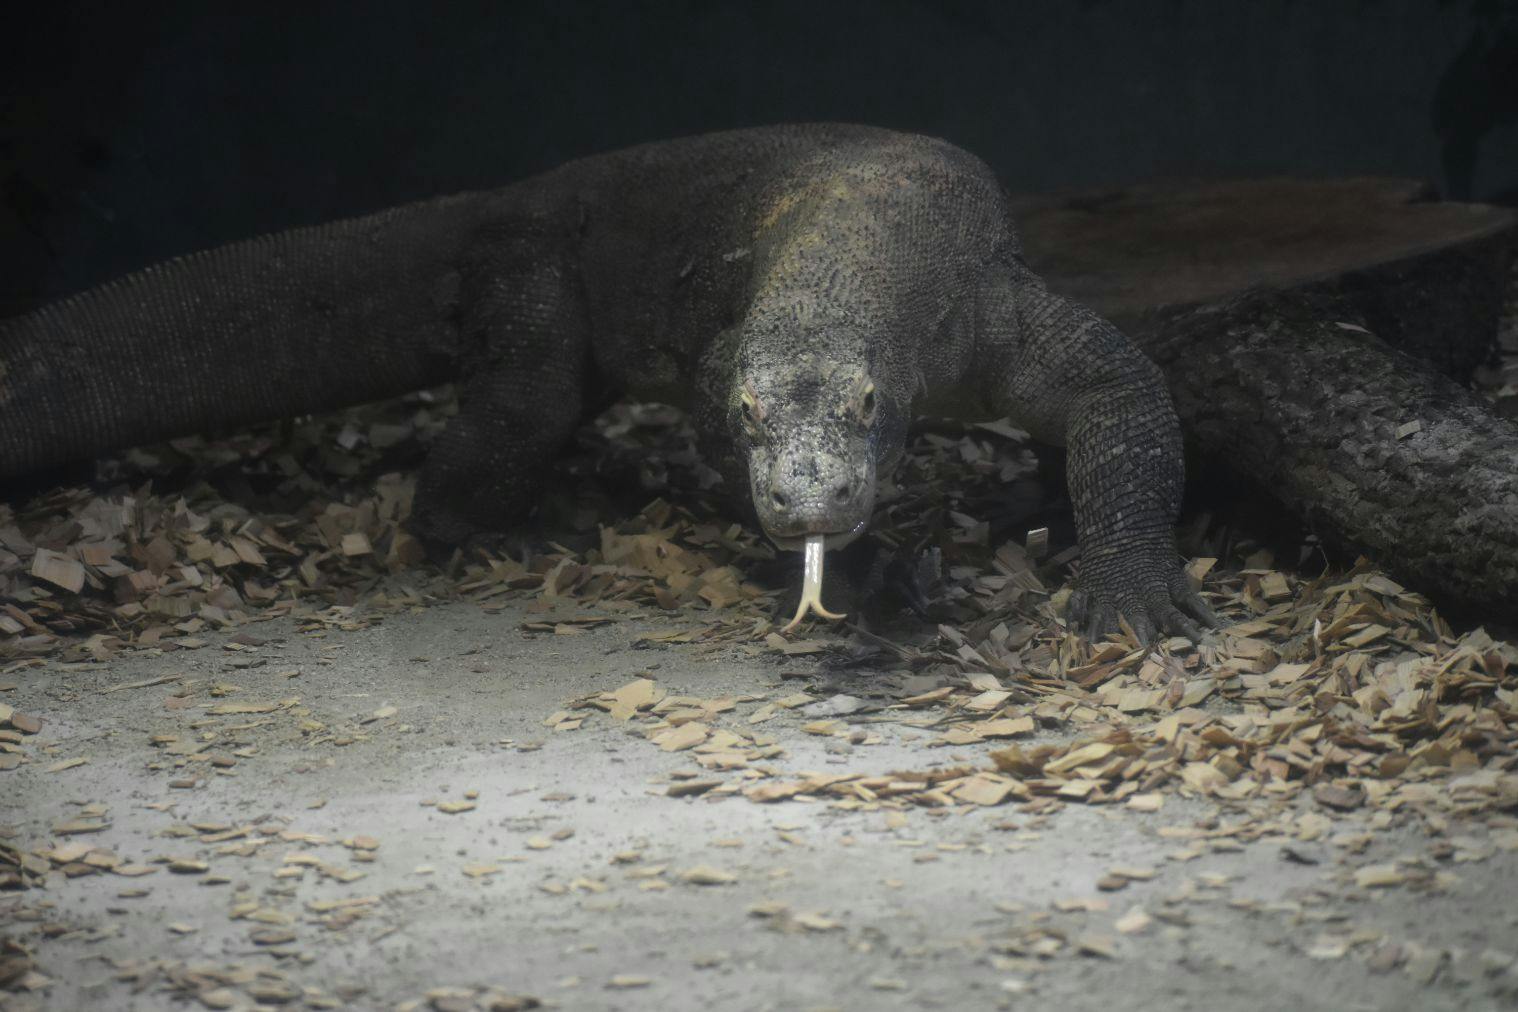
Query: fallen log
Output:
[[1017, 177, 1518, 618]]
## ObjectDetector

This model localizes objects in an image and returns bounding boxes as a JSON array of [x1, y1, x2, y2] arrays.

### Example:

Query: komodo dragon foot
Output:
[[1067, 552, 1219, 644]]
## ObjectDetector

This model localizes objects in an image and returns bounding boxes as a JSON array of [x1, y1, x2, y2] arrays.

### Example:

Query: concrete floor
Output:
[[5, 591, 1517, 1011]]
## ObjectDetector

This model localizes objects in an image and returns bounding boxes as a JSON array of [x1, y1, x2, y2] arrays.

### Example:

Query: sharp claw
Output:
[[1171, 572, 1221, 629], [1085, 602, 1116, 643], [1165, 609, 1206, 643], [1188, 596, 1222, 629]]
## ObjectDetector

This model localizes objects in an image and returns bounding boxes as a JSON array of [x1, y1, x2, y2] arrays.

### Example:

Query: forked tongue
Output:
[[781, 534, 846, 633]]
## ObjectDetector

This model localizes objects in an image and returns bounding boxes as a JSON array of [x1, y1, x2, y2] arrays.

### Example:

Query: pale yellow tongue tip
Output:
[[781, 534, 847, 633]]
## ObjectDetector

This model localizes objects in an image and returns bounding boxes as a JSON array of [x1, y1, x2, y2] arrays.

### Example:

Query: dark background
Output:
[[3, 0, 1516, 315]]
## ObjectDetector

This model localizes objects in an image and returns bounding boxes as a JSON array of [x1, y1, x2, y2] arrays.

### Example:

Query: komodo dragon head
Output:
[[723, 332, 912, 629], [736, 358, 883, 550]]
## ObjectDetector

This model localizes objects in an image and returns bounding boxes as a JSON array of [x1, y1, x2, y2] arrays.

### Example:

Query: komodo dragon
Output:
[[0, 124, 1216, 641]]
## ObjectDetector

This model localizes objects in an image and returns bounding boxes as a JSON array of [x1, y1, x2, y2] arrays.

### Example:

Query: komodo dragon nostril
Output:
[[833, 483, 851, 504], [771, 489, 789, 509]]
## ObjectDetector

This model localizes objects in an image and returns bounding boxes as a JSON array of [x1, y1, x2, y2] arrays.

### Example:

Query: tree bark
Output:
[[1144, 290, 1517, 616], [1015, 177, 1518, 618]]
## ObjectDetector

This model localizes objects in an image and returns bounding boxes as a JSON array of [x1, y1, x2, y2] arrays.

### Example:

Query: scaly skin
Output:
[[0, 124, 1214, 641]]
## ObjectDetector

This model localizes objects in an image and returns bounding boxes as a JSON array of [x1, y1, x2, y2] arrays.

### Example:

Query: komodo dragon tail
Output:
[[0, 191, 497, 480]]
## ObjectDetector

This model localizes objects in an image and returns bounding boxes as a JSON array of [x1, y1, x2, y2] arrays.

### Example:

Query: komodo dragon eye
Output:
[[739, 381, 765, 439], [858, 381, 878, 425]]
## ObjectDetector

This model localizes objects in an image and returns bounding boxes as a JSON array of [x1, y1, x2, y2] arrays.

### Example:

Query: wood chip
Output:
[[30, 548, 85, 593], [1258, 571, 1291, 601], [1076, 934, 1117, 958], [654, 722, 710, 752], [609, 678, 663, 720], [251, 928, 297, 945], [1180, 762, 1230, 792], [953, 775, 1018, 806], [339, 532, 373, 556], [963, 689, 1012, 712], [1044, 742, 1114, 775], [976, 716, 1035, 738], [52, 818, 109, 835], [607, 976, 651, 989], [1354, 864, 1406, 888], [1343, 623, 1390, 648], [9, 710, 43, 735], [461, 864, 500, 878]]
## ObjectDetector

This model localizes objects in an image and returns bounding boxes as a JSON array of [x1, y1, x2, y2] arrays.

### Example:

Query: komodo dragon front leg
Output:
[[977, 256, 1219, 642], [411, 227, 589, 550]]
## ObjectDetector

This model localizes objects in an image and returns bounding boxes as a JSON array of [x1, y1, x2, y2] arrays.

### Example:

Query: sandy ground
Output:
[[4, 591, 1518, 1012]]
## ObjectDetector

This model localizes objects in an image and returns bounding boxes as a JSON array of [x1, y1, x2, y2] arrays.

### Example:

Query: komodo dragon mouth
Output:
[[765, 522, 867, 554]]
